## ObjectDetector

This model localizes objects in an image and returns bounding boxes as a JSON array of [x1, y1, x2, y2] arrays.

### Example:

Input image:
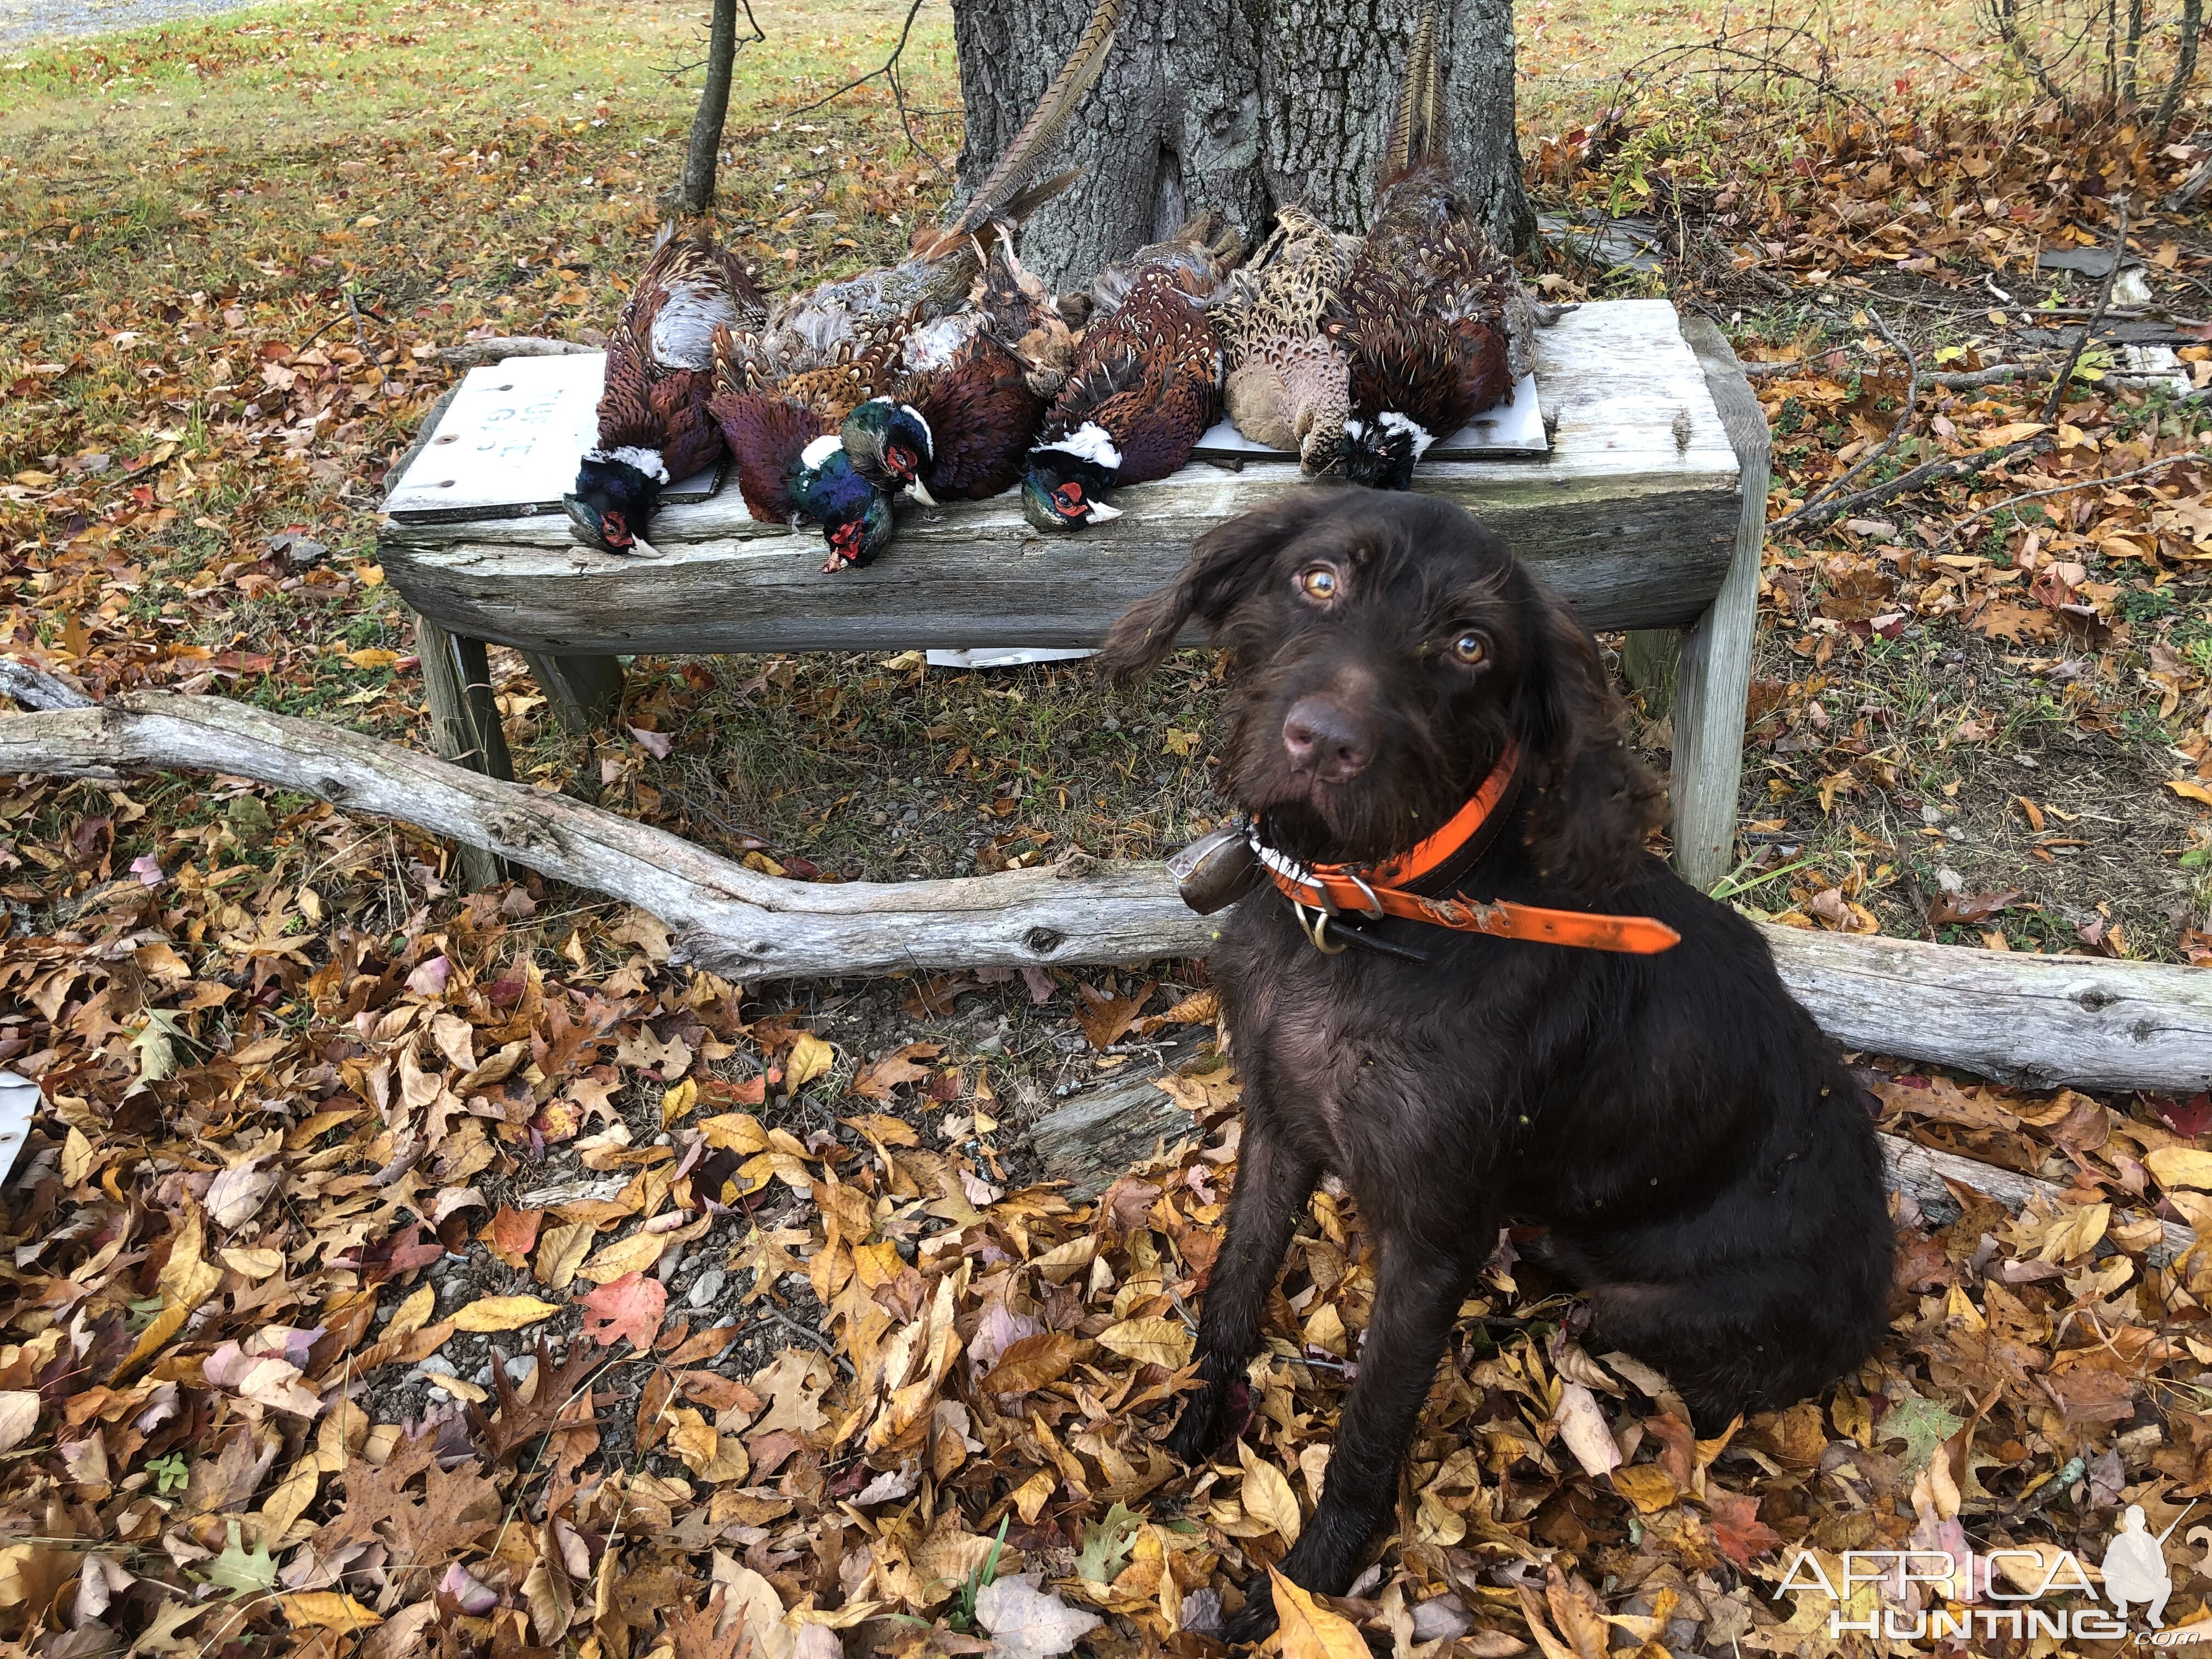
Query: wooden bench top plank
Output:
[[381, 300, 1746, 654]]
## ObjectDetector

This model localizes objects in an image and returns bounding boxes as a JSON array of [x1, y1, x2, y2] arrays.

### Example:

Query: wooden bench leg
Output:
[[415, 613, 511, 889], [521, 651, 625, 735], [1670, 317, 1773, 891]]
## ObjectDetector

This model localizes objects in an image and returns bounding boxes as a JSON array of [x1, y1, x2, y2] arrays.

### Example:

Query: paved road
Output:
[[2, 0, 261, 53]]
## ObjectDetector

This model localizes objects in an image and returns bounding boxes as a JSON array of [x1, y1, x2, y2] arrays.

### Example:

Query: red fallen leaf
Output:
[[488, 977, 526, 1007], [577, 1272, 665, 1350], [2148, 1092, 2212, 1137], [700, 1073, 768, 1108], [1926, 889, 2022, 927], [485, 1207, 542, 1268], [1707, 1486, 1782, 1571]]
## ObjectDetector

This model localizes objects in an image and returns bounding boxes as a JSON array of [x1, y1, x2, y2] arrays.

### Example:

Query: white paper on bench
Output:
[[383, 352, 722, 523], [1188, 370, 1547, 462], [924, 648, 1099, 669]]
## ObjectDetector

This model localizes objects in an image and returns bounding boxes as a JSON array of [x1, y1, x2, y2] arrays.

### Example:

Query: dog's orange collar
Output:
[[1258, 743, 1681, 955]]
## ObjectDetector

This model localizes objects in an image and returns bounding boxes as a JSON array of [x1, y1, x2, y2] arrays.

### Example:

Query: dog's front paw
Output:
[[1164, 1379, 1249, 1463], [1218, 1576, 1277, 1647]]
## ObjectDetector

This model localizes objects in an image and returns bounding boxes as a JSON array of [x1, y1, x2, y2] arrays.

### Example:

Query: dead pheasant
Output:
[[1331, 1, 1536, 489], [1219, 205, 1364, 473], [565, 229, 765, 554], [706, 325, 906, 572], [719, 0, 1123, 394], [838, 233, 1066, 508], [1021, 213, 1242, 530]]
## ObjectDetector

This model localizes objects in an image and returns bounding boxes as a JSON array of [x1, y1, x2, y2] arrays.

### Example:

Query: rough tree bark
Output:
[[950, 0, 1534, 291], [679, 0, 743, 214]]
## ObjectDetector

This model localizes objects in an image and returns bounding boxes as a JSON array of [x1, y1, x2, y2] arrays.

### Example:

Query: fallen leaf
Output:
[[1269, 1568, 1368, 1659], [0, 1392, 38, 1454], [2147, 1146, 2212, 1190], [786, 1032, 835, 1088], [449, 1295, 560, 1333], [1553, 1381, 1622, 1477], [1239, 1440, 1302, 1544], [974, 1575, 1103, 1659], [1094, 1317, 1193, 1369], [576, 1272, 664, 1348]]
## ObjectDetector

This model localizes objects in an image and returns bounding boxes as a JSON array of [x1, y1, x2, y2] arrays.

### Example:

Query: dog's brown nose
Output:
[[1283, 697, 1374, 783]]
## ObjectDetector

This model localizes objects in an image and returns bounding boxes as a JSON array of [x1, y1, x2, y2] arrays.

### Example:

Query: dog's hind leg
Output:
[[1166, 1118, 1319, 1465], [1585, 1263, 1884, 1432], [1223, 1225, 1493, 1641]]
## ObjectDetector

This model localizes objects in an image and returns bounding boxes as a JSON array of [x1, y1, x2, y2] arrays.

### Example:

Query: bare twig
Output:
[[1774, 435, 2055, 536], [2043, 198, 2131, 422], [1937, 447, 2202, 548], [1771, 307, 1922, 533], [437, 337, 597, 368], [786, 0, 946, 172], [344, 288, 370, 352]]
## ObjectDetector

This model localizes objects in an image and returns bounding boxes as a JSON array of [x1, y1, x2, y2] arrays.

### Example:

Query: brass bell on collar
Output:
[[1168, 825, 1263, 915]]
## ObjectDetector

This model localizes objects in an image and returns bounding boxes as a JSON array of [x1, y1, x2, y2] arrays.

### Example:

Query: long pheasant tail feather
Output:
[[950, 0, 1126, 234], [1419, 0, 1447, 164], [1385, 0, 1444, 176], [995, 165, 1084, 227]]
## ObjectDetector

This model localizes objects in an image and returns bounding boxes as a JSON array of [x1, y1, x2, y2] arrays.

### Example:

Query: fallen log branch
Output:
[[1030, 1065, 2198, 1263], [1, 658, 94, 712], [4, 692, 2208, 1091], [436, 337, 597, 369], [0, 692, 1215, 978]]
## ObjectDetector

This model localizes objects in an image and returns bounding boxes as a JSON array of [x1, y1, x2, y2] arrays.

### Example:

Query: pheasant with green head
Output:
[[839, 239, 1063, 512]]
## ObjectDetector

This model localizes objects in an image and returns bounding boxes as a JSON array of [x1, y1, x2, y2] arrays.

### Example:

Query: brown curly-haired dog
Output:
[[1103, 489, 1891, 1639]]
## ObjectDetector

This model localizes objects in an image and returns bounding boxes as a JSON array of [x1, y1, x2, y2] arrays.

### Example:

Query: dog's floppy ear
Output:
[[1514, 594, 1666, 895], [1099, 493, 1335, 682]]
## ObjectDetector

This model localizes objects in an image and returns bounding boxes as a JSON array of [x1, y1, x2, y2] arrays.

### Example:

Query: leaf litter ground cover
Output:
[[5, 0, 2212, 1656]]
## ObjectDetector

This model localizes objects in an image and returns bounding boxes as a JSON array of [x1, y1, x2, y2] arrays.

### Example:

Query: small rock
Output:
[[420, 1355, 458, 1378], [652, 1132, 673, 1147], [656, 1247, 684, 1284], [976, 1034, 1004, 1054], [687, 1269, 727, 1308], [472, 1363, 494, 1386], [426, 1385, 450, 1403], [1921, 804, 1944, 827], [507, 1353, 538, 1383], [1937, 867, 1965, 895]]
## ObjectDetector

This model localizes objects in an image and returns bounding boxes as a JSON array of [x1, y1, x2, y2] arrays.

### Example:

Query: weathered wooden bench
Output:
[[377, 299, 1770, 890]]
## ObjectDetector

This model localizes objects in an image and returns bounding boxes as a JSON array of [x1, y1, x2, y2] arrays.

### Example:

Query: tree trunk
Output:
[[950, 0, 1535, 292], [680, 0, 741, 215]]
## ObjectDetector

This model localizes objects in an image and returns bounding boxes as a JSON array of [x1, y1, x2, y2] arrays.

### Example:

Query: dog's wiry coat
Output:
[[1103, 490, 1892, 1637]]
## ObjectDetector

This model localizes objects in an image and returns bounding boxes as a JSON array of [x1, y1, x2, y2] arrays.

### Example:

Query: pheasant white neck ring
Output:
[[1043, 422, 1123, 472], [586, 445, 669, 484]]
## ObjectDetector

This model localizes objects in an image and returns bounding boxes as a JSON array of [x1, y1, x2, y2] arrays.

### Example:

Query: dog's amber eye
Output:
[[1452, 631, 1487, 664], [1297, 566, 1339, 601]]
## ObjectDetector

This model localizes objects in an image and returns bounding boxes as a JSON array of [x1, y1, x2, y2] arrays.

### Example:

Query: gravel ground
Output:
[[2, 0, 258, 52]]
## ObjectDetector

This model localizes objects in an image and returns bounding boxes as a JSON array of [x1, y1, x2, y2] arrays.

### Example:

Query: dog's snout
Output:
[[1282, 697, 1375, 784]]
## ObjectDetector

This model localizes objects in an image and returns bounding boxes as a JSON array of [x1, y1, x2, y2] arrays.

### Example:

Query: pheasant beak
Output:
[[907, 478, 939, 507], [1084, 499, 1123, 522]]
